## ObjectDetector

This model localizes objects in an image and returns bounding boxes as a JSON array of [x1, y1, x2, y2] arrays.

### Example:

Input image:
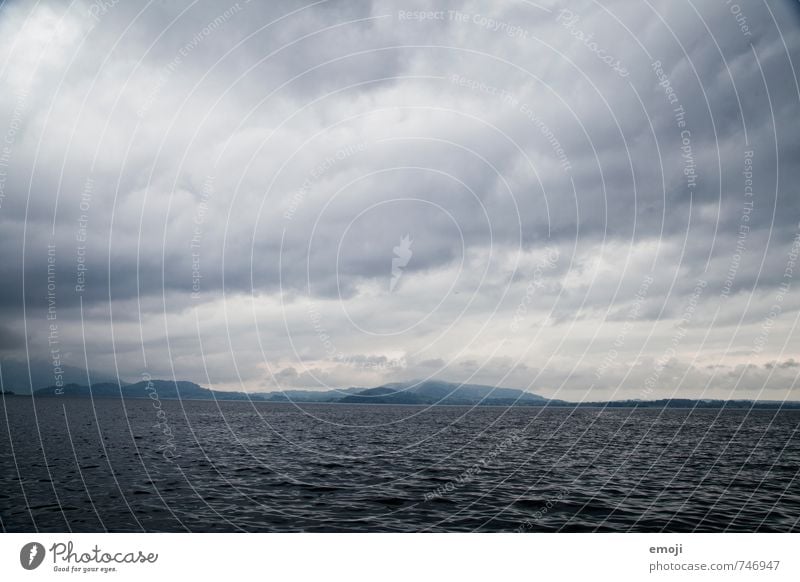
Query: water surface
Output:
[[1, 398, 798, 532]]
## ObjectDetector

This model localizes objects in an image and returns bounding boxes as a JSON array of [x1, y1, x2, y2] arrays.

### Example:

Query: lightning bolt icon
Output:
[[28, 545, 38, 566]]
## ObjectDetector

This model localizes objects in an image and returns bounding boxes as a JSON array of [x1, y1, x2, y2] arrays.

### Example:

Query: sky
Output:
[[0, 0, 799, 400]]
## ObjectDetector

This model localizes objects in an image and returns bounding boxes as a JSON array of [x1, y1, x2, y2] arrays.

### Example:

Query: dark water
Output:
[[1, 397, 798, 532]]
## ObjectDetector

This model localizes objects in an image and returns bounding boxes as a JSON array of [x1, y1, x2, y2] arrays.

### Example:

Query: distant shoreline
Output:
[[13, 394, 800, 410], [10, 379, 799, 409]]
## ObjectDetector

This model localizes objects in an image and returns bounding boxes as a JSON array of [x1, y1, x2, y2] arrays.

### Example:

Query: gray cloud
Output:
[[0, 0, 798, 399]]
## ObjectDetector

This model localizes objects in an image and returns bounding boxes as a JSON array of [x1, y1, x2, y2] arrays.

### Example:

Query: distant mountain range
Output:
[[28, 379, 558, 406], [19, 378, 800, 409], [336, 380, 555, 405], [0, 358, 122, 394]]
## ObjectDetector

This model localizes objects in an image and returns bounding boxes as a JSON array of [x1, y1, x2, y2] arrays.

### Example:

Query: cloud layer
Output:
[[1, 0, 799, 400]]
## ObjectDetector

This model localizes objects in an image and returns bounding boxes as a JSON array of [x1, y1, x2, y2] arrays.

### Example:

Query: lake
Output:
[[1, 397, 798, 532]]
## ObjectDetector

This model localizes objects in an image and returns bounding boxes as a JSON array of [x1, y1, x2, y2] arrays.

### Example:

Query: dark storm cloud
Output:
[[0, 324, 25, 351], [0, 0, 798, 398]]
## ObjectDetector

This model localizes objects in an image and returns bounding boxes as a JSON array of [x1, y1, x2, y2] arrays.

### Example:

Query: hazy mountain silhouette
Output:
[[339, 380, 556, 405], [0, 358, 122, 394], [27, 378, 800, 408]]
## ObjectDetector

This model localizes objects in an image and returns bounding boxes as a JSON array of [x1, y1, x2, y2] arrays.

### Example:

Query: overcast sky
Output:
[[0, 0, 799, 400]]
